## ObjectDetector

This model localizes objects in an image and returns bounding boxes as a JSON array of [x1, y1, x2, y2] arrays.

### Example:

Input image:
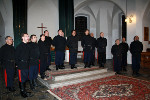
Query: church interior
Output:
[[1, 0, 150, 99]]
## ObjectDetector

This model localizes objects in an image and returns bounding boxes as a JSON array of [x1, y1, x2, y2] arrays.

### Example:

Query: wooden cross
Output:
[[37, 23, 47, 34]]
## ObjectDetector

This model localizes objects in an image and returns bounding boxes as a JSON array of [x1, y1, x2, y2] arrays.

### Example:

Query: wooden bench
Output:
[[141, 52, 150, 68]]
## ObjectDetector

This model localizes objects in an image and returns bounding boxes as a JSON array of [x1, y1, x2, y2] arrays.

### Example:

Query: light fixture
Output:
[[125, 15, 134, 23], [125, 0, 134, 23]]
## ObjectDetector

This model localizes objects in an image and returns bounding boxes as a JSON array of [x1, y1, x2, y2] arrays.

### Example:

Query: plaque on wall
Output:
[[144, 27, 149, 41]]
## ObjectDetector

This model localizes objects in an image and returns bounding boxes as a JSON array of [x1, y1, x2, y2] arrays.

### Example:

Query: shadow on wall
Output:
[[0, 12, 5, 47]]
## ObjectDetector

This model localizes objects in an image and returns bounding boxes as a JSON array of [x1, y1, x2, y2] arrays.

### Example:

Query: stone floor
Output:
[[0, 59, 150, 100]]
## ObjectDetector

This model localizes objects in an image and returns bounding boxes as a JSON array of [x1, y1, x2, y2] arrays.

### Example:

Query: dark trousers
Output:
[[69, 52, 77, 65], [121, 53, 127, 66], [17, 69, 29, 83], [98, 52, 106, 64], [91, 50, 95, 63], [4, 68, 15, 88], [113, 56, 121, 72], [55, 51, 64, 65], [40, 57, 47, 76], [29, 65, 39, 80], [84, 51, 92, 63], [47, 53, 51, 66], [132, 55, 141, 73]]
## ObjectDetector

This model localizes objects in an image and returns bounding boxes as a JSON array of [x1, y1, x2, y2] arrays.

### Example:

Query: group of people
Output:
[[0, 29, 143, 98]]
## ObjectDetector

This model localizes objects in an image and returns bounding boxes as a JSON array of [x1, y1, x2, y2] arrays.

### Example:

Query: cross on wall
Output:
[[37, 23, 47, 34]]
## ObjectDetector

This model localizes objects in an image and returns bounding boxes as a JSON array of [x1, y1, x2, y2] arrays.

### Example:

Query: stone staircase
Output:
[[38, 66, 115, 89]]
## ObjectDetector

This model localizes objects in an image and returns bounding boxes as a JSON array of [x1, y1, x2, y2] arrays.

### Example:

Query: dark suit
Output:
[[67, 35, 78, 65], [111, 44, 122, 73], [97, 37, 107, 67], [130, 40, 143, 74]]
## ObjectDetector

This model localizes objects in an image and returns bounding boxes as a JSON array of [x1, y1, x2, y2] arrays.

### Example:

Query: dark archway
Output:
[[75, 16, 87, 41]]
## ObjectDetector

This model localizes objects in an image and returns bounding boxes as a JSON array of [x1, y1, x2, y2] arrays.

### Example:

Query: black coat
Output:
[[28, 42, 40, 66], [111, 44, 122, 59], [0, 44, 15, 69], [45, 36, 52, 53], [67, 35, 78, 53], [91, 37, 97, 50], [97, 37, 107, 53], [15, 42, 30, 69], [81, 35, 93, 52], [130, 40, 143, 56], [38, 39, 48, 61], [52, 35, 66, 52], [120, 42, 129, 54]]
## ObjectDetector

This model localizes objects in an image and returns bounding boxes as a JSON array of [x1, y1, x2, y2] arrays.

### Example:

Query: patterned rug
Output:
[[48, 75, 150, 100]]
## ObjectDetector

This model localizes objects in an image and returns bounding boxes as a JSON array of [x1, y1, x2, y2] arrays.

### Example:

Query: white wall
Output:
[[28, 0, 59, 40], [74, 0, 150, 64], [0, 12, 5, 47], [0, 0, 13, 46], [74, 1, 123, 59]]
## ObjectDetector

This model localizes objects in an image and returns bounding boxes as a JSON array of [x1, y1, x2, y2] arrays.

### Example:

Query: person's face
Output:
[[122, 38, 126, 42], [58, 30, 63, 36], [72, 31, 76, 36], [85, 30, 89, 35], [22, 34, 29, 43], [6, 37, 13, 45], [116, 40, 120, 45], [90, 33, 94, 37], [100, 32, 104, 37], [135, 36, 139, 41], [31, 36, 37, 43], [44, 31, 49, 36], [41, 35, 45, 41]]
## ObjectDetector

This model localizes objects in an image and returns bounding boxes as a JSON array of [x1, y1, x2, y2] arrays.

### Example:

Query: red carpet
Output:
[[48, 75, 150, 100]]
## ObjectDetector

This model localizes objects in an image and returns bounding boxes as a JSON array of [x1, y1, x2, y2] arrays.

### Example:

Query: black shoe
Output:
[[71, 65, 74, 69], [46, 67, 51, 71], [87, 62, 91, 68], [56, 65, 59, 70], [115, 71, 121, 75], [91, 62, 95, 66], [99, 64, 102, 68], [60, 64, 65, 69], [123, 66, 127, 71], [101, 63, 104, 68], [30, 80, 35, 91], [19, 82, 28, 98], [33, 79, 38, 87], [73, 65, 77, 69], [7, 87, 16, 92], [84, 62, 88, 68]]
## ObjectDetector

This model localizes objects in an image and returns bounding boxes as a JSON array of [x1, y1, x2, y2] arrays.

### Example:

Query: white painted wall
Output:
[[0, 0, 13, 46], [74, 0, 150, 64], [28, 0, 59, 40], [74, 1, 123, 59], [0, 12, 5, 47]]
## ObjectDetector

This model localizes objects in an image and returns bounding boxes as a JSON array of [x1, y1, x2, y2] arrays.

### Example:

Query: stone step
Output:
[[53, 68, 108, 81], [50, 71, 115, 89]]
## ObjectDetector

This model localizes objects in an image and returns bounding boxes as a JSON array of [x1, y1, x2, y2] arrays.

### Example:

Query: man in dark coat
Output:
[[81, 29, 93, 68], [67, 30, 78, 69], [97, 32, 107, 67], [120, 37, 129, 71], [52, 29, 66, 70], [38, 34, 48, 80], [44, 30, 52, 71], [15, 33, 32, 98], [111, 39, 122, 74], [28, 35, 40, 90], [130, 36, 143, 76], [90, 33, 96, 66], [0, 36, 15, 92]]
